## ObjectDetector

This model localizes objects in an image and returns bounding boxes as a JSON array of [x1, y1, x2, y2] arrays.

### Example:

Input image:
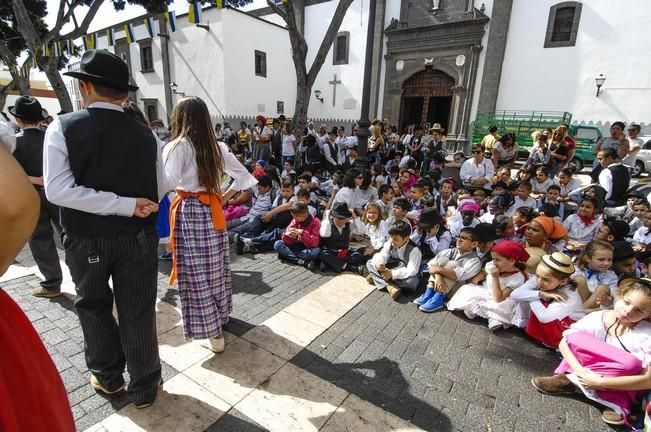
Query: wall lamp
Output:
[[170, 82, 185, 97], [595, 74, 606, 97], [314, 89, 324, 103]]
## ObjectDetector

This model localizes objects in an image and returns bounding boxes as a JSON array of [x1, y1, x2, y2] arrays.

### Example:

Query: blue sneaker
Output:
[[419, 292, 445, 313], [413, 287, 435, 305]]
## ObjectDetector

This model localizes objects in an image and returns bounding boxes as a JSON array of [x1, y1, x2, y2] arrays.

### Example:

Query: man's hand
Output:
[[134, 198, 158, 218]]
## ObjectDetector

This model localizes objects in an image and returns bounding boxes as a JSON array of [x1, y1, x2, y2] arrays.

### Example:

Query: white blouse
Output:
[[163, 138, 257, 193], [562, 214, 601, 243]]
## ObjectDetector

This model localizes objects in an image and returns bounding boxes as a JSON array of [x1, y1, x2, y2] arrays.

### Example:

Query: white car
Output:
[[633, 136, 651, 177]]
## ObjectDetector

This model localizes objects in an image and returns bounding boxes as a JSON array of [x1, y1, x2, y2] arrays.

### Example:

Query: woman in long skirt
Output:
[[164, 97, 257, 352]]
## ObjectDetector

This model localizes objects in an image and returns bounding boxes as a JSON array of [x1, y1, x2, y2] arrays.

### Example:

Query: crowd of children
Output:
[[224, 132, 651, 427]]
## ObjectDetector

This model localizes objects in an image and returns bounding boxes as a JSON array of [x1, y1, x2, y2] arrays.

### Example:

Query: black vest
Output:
[[13, 128, 46, 177], [59, 108, 158, 237], [388, 240, 417, 267], [323, 222, 351, 250], [608, 164, 630, 201], [305, 143, 321, 164]]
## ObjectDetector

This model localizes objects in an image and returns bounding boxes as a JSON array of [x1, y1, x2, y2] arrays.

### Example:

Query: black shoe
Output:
[[355, 265, 366, 276], [319, 262, 327, 272], [235, 234, 244, 255], [307, 260, 318, 271]]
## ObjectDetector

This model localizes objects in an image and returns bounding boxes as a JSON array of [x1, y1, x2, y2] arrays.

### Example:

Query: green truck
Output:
[[471, 111, 603, 171]]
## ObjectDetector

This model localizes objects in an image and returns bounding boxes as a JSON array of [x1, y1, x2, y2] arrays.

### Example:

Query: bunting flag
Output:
[[144, 16, 154, 38], [124, 23, 135, 43], [83, 34, 96, 50], [188, 2, 202, 23], [41, 43, 50, 57], [106, 28, 115, 46], [52, 40, 61, 57], [274, 0, 287, 3], [164, 10, 176, 32], [65, 39, 72, 54], [215, 0, 224, 9]]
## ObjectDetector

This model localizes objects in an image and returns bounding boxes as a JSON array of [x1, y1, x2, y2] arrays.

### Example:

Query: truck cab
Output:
[[567, 125, 603, 171]]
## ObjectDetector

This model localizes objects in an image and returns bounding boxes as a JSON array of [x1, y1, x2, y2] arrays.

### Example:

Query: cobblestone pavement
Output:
[[4, 244, 619, 432]]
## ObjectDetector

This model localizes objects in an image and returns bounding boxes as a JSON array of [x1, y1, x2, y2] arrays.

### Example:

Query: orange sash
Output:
[[169, 190, 225, 285]]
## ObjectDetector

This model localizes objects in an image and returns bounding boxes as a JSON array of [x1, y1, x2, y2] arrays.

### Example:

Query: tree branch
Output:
[[54, 0, 105, 41], [265, 0, 287, 22], [306, 0, 354, 86]]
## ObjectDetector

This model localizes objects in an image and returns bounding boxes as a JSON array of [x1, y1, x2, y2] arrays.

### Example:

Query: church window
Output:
[[333, 32, 349, 65], [255, 50, 267, 77], [139, 40, 154, 72], [544, 2, 582, 48], [142, 99, 158, 122]]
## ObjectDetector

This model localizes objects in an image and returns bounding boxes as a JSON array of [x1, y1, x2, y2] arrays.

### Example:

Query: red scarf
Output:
[[577, 213, 596, 226]]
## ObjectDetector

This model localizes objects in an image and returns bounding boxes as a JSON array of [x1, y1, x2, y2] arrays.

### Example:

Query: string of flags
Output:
[[36, 0, 267, 58]]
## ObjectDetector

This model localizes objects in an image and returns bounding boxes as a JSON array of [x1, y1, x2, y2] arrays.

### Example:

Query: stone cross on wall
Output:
[[328, 74, 342, 107]]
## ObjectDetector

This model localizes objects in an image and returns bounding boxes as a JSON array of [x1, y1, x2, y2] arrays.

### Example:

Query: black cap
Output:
[[475, 222, 499, 242], [612, 241, 635, 261], [64, 49, 138, 91], [604, 218, 630, 241], [417, 208, 443, 229]]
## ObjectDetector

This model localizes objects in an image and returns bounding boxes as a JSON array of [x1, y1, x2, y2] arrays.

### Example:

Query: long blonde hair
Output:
[[169, 96, 224, 193]]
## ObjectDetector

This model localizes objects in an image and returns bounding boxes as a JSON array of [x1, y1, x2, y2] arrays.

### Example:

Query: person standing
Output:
[[164, 96, 257, 353], [252, 115, 272, 161], [9, 96, 63, 298], [270, 118, 282, 165], [44, 49, 166, 408]]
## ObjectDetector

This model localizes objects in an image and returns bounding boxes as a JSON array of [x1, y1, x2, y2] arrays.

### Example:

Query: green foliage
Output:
[[0, 0, 48, 56]]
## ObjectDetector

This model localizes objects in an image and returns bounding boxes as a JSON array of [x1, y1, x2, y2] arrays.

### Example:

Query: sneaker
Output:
[[531, 375, 576, 395], [159, 252, 173, 260], [297, 259, 306, 266], [601, 410, 625, 425], [419, 292, 445, 313], [90, 374, 125, 395], [31, 287, 62, 298], [133, 379, 162, 409], [488, 319, 501, 331], [413, 287, 435, 306], [366, 275, 375, 285], [355, 265, 366, 276], [307, 260, 318, 271]]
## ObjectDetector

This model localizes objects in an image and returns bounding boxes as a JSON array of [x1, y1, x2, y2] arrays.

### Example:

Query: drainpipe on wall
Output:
[[157, 15, 173, 123]]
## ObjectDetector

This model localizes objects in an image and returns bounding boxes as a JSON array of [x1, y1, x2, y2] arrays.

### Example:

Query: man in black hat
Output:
[[43, 49, 166, 408], [10, 95, 63, 298]]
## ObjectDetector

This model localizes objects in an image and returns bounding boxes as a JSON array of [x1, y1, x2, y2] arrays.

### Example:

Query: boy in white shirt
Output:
[[506, 182, 537, 216]]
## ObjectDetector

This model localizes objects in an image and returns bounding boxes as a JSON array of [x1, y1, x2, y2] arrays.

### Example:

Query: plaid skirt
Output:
[[173, 196, 232, 340]]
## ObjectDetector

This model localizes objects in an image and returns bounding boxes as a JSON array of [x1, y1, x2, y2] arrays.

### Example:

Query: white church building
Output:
[[72, 0, 650, 148]]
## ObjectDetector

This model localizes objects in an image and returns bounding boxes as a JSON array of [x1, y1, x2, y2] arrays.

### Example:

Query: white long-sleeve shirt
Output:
[[43, 102, 168, 217], [163, 137, 257, 193], [319, 210, 365, 238], [459, 158, 495, 190], [370, 239, 422, 280], [510, 278, 585, 323]]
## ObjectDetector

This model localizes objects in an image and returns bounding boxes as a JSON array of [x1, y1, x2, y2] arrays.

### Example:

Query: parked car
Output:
[[631, 136, 651, 177]]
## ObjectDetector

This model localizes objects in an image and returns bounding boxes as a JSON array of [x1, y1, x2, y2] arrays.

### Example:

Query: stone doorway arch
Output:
[[399, 68, 454, 132]]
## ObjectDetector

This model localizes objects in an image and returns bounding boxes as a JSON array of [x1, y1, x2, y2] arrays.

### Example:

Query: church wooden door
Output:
[[399, 68, 454, 132]]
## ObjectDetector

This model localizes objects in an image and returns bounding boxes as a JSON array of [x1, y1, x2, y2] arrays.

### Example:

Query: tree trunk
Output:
[[293, 80, 311, 142], [0, 83, 12, 111], [0, 44, 32, 96], [37, 54, 73, 113]]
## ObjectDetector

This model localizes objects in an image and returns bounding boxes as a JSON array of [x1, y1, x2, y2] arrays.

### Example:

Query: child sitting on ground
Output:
[[414, 227, 482, 313], [359, 202, 389, 257], [375, 184, 395, 220], [410, 208, 452, 263], [563, 196, 601, 250], [229, 175, 275, 238], [538, 185, 564, 220], [387, 197, 413, 229], [506, 182, 537, 216], [632, 208, 651, 252], [448, 200, 481, 239], [447, 240, 529, 330], [532, 278, 651, 427], [273, 202, 321, 267], [510, 253, 584, 348], [296, 189, 317, 216], [572, 240, 618, 312], [366, 220, 422, 300], [317, 202, 366, 274]]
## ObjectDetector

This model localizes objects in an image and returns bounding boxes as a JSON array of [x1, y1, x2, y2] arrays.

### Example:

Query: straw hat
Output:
[[430, 123, 445, 133], [541, 252, 575, 275]]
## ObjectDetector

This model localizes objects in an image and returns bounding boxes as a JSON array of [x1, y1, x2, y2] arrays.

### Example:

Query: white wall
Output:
[[496, 0, 651, 130], [376, 0, 402, 119], [469, 0, 493, 123], [304, 0, 368, 120], [222, 10, 295, 118]]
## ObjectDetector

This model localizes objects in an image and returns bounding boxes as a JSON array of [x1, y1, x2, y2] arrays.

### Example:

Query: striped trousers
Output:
[[64, 228, 161, 400]]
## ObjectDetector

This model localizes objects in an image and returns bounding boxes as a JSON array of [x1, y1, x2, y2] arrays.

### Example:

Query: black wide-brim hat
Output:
[[331, 202, 352, 219], [417, 208, 443, 229], [8, 95, 47, 121], [64, 49, 138, 92]]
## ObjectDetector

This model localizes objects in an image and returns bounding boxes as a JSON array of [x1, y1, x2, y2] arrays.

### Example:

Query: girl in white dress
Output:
[[563, 196, 601, 249], [447, 240, 529, 330], [572, 240, 618, 312]]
